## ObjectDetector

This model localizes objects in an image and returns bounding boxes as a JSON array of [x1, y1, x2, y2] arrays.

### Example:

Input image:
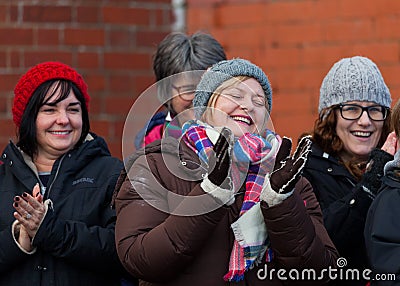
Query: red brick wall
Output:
[[0, 0, 173, 159], [187, 0, 400, 143], [3, 0, 400, 160]]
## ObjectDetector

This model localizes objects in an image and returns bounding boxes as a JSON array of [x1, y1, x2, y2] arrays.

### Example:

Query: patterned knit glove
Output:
[[260, 136, 312, 206]]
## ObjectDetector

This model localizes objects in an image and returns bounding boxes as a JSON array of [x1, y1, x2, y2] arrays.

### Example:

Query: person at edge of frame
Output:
[[365, 97, 400, 286]]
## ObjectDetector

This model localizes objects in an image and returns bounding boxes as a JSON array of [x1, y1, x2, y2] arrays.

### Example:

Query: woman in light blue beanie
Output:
[[193, 58, 273, 118], [301, 55, 395, 285], [114, 58, 339, 285]]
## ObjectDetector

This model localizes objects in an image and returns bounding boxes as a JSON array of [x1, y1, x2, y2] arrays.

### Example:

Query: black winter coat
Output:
[[0, 133, 124, 286], [302, 144, 373, 284], [365, 164, 400, 285]]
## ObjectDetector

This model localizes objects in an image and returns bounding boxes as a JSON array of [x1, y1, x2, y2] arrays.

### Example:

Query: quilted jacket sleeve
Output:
[[261, 177, 339, 273], [114, 152, 228, 283]]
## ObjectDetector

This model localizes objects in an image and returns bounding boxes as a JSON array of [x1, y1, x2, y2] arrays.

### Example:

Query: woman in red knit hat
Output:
[[0, 62, 129, 286]]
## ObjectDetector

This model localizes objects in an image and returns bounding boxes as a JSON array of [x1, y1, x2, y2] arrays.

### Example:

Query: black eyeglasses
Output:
[[171, 84, 196, 101], [337, 104, 388, 121]]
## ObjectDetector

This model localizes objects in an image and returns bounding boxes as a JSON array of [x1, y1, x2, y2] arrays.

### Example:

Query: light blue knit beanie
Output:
[[319, 56, 391, 113], [193, 58, 272, 117]]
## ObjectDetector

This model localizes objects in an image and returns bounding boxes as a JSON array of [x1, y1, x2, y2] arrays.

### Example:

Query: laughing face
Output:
[[335, 101, 384, 162], [205, 77, 268, 137], [36, 85, 83, 160]]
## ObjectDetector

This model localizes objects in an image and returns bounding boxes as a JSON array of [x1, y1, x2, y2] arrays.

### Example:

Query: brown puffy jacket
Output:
[[114, 138, 339, 285]]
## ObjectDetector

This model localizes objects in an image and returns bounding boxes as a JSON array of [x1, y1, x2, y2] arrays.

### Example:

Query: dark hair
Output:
[[152, 32, 227, 114], [153, 31, 227, 81], [311, 106, 392, 179], [17, 79, 90, 158], [392, 99, 400, 138]]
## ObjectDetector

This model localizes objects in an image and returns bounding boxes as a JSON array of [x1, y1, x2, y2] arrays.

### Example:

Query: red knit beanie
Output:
[[13, 61, 90, 127]]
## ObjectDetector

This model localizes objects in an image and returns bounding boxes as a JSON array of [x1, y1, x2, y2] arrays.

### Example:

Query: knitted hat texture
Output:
[[13, 61, 90, 127], [319, 56, 391, 112], [193, 58, 272, 117]]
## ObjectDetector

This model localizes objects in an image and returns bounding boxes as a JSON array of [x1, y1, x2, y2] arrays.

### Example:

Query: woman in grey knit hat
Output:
[[301, 56, 396, 285], [114, 58, 339, 285]]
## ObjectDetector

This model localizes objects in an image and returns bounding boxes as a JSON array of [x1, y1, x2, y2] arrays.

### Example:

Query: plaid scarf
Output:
[[182, 120, 281, 282]]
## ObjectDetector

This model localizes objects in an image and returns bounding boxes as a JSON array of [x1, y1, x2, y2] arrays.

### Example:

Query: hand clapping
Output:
[[13, 184, 46, 251]]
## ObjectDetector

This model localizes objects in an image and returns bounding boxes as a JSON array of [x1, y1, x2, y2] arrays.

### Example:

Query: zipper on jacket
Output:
[[45, 153, 67, 200], [17, 146, 49, 196], [345, 177, 356, 187]]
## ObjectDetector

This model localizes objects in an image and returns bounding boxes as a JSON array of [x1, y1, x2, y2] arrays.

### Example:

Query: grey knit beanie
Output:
[[193, 58, 272, 117], [319, 56, 391, 113]]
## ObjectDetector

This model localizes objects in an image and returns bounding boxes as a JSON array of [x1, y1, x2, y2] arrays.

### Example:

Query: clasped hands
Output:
[[13, 184, 46, 252]]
